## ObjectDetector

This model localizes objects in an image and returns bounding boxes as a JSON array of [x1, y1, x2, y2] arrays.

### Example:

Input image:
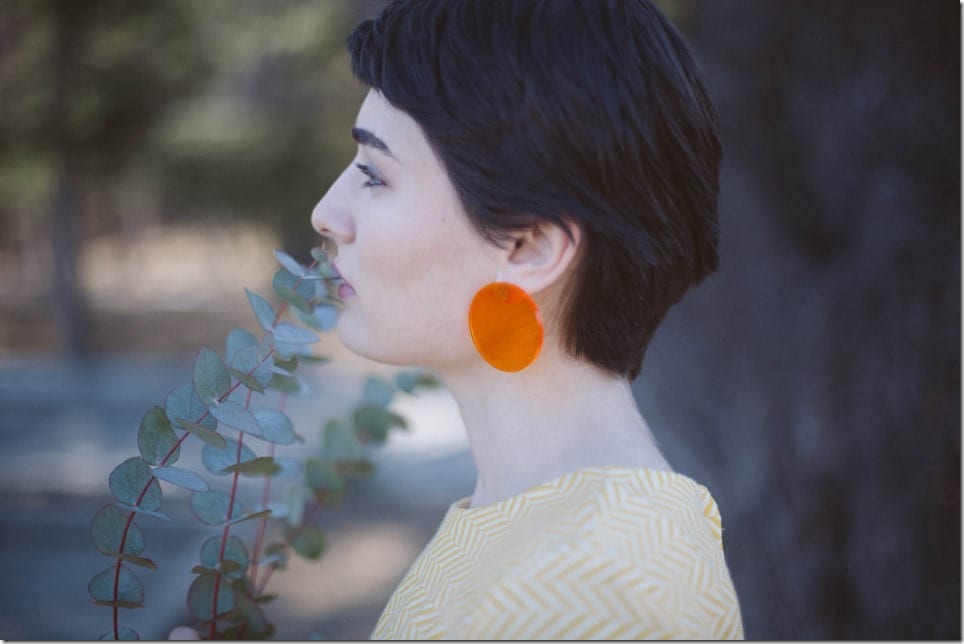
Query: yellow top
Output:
[[371, 466, 744, 640]]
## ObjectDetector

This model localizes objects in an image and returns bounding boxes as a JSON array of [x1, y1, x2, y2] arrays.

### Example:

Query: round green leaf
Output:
[[323, 419, 362, 462], [137, 406, 179, 466], [246, 288, 277, 332], [305, 458, 344, 499], [200, 536, 249, 579], [190, 490, 244, 525], [274, 249, 307, 278], [187, 572, 235, 620], [288, 526, 326, 560], [354, 404, 407, 442], [273, 269, 313, 314], [99, 627, 139, 640], [109, 458, 161, 512], [226, 327, 259, 364], [194, 347, 231, 404], [91, 505, 144, 556], [88, 564, 144, 607], [152, 466, 208, 492], [166, 383, 217, 431], [362, 376, 394, 408], [229, 347, 272, 393], [209, 400, 263, 434], [202, 438, 257, 476], [252, 408, 295, 445], [176, 418, 226, 449], [311, 304, 339, 331], [273, 322, 319, 345]]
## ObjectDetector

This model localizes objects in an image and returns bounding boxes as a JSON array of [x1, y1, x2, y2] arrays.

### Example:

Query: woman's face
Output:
[[311, 90, 501, 369]]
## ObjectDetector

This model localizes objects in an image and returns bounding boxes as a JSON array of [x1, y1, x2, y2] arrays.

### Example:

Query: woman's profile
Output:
[[164, 1, 744, 640], [303, 0, 744, 639]]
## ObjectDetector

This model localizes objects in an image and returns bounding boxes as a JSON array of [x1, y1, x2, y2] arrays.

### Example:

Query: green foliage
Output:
[[89, 246, 437, 639]]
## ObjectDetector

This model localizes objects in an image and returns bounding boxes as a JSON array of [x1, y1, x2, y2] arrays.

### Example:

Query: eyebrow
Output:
[[352, 127, 397, 161]]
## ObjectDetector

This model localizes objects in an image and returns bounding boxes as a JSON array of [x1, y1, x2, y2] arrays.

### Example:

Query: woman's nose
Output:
[[311, 166, 356, 244]]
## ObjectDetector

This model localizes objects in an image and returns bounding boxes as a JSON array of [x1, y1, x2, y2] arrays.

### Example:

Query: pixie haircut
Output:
[[348, 0, 721, 379]]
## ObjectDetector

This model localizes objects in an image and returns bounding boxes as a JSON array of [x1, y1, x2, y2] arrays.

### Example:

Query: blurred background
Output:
[[0, 0, 959, 639]]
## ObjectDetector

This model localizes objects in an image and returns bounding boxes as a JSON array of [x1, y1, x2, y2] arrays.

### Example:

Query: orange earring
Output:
[[468, 282, 544, 372]]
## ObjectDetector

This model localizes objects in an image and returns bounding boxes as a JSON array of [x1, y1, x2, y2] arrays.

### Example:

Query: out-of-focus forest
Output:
[[0, 0, 959, 640]]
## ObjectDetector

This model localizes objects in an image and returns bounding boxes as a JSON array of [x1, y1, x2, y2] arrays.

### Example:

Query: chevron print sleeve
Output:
[[371, 467, 744, 640]]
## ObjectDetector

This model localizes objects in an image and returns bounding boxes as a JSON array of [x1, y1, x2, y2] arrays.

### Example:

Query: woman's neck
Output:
[[440, 349, 673, 508]]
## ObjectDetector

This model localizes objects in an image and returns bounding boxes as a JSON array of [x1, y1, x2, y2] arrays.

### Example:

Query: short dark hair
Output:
[[347, 0, 721, 379]]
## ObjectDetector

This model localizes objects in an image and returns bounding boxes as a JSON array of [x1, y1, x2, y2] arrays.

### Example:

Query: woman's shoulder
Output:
[[448, 467, 742, 639]]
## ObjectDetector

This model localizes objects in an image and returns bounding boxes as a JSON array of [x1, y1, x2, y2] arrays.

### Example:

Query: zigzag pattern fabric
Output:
[[372, 466, 744, 639]]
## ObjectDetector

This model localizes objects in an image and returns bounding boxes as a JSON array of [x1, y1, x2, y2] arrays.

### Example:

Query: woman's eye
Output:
[[355, 163, 385, 188]]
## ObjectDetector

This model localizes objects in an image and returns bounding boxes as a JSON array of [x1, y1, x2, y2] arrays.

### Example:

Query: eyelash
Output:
[[355, 163, 385, 188]]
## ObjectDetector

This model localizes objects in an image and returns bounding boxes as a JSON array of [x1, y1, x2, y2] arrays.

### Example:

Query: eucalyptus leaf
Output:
[[312, 304, 340, 331], [210, 400, 263, 434], [99, 627, 139, 640], [274, 249, 307, 278], [273, 322, 320, 345], [222, 456, 281, 476], [269, 370, 308, 395], [236, 591, 270, 637], [264, 542, 289, 570], [323, 419, 363, 462], [137, 406, 179, 466], [200, 535, 249, 579], [109, 458, 162, 512], [252, 408, 295, 445], [305, 458, 344, 499], [394, 371, 420, 395], [91, 505, 144, 557], [394, 370, 437, 394], [190, 490, 245, 526], [273, 269, 314, 314], [246, 289, 277, 332], [165, 384, 217, 431], [176, 418, 227, 450], [202, 438, 257, 476], [227, 508, 272, 526], [226, 327, 258, 364], [362, 376, 394, 408], [354, 404, 408, 442], [88, 564, 144, 607], [115, 503, 172, 522], [152, 466, 208, 492], [230, 368, 266, 394], [229, 342, 273, 390], [187, 572, 235, 620], [287, 526, 326, 560], [117, 552, 157, 571], [310, 239, 337, 263], [258, 331, 274, 360], [194, 347, 231, 404]]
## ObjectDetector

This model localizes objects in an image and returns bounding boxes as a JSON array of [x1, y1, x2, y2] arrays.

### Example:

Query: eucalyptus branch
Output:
[[88, 245, 437, 640]]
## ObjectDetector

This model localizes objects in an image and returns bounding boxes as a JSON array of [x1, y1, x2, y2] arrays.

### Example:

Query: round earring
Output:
[[468, 282, 544, 372]]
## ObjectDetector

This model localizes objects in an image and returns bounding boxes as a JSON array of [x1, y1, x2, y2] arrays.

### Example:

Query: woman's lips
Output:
[[332, 263, 356, 299]]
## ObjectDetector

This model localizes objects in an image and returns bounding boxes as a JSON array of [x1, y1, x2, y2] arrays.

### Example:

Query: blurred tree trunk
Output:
[[635, 0, 959, 639], [49, 0, 90, 357]]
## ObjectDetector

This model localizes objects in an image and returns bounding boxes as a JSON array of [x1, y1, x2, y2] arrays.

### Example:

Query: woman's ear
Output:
[[499, 219, 582, 294]]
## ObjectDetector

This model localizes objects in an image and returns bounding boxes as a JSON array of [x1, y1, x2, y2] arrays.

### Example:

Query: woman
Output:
[[313, 0, 742, 639]]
